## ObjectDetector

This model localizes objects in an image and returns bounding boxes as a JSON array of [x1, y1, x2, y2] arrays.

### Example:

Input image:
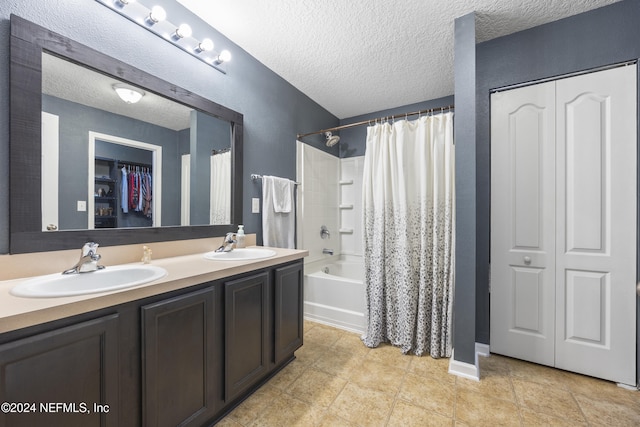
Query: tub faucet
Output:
[[63, 242, 105, 274], [322, 248, 334, 255], [216, 233, 237, 253]]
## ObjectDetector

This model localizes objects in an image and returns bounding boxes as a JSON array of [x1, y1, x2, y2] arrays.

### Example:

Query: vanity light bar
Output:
[[95, 0, 230, 74]]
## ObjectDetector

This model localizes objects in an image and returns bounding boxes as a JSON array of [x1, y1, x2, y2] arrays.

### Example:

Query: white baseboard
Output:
[[448, 348, 480, 381], [475, 342, 490, 357], [448, 342, 490, 381], [617, 382, 639, 391]]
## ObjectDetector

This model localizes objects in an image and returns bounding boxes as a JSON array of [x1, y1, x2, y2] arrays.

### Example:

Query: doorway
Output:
[[87, 131, 163, 228]]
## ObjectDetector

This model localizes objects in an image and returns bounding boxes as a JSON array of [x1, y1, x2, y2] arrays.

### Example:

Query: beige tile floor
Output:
[[217, 320, 640, 426]]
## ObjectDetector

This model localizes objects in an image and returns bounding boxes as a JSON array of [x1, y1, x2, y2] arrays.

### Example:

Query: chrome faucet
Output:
[[322, 248, 334, 255], [215, 233, 237, 253], [63, 242, 105, 274]]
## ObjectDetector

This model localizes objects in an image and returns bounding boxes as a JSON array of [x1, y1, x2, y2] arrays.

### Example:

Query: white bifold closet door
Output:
[[491, 65, 637, 386]]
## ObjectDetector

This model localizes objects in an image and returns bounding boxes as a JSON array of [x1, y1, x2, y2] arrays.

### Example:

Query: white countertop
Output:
[[0, 246, 307, 334]]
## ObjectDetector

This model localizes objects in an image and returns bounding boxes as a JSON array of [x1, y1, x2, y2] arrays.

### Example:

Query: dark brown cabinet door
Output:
[[141, 287, 217, 427], [274, 262, 304, 365], [224, 272, 270, 402], [0, 314, 119, 427]]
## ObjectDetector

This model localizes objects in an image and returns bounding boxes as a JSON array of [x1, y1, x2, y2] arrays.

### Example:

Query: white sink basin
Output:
[[10, 265, 168, 298], [203, 248, 277, 261]]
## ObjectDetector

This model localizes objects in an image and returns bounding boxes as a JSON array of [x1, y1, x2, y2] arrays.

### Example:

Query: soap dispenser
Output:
[[236, 225, 246, 248]]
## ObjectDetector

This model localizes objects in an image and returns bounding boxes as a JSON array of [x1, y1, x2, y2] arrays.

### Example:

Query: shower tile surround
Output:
[[297, 143, 367, 333], [339, 156, 365, 256], [296, 142, 365, 262], [296, 141, 340, 264], [217, 320, 640, 426]]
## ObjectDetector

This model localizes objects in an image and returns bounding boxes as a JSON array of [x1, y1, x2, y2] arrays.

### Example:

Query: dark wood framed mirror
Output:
[[10, 15, 243, 253]]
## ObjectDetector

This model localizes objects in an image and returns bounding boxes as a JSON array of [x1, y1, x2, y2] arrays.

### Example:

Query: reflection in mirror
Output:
[[10, 15, 243, 254], [91, 134, 160, 229], [41, 52, 232, 231]]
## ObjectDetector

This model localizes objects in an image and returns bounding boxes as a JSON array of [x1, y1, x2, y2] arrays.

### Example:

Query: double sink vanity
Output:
[[0, 237, 307, 426], [3, 14, 308, 426], [9, 246, 276, 298]]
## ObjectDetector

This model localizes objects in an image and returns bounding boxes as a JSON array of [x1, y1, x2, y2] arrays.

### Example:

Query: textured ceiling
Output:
[[178, 0, 621, 119], [43, 53, 192, 131]]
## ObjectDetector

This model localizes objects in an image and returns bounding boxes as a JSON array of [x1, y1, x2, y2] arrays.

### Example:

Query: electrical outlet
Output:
[[252, 198, 260, 213], [77, 200, 87, 212]]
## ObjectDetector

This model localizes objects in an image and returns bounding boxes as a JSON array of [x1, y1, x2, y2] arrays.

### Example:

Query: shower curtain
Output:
[[210, 150, 231, 225], [361, 112, 455, 358]]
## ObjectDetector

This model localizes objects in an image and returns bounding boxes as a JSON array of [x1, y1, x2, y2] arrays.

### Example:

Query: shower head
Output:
[[325, 131, 340, 147]]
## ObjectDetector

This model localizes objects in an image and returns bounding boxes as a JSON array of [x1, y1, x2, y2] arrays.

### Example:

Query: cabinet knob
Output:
[[524, 256, 532, 265]]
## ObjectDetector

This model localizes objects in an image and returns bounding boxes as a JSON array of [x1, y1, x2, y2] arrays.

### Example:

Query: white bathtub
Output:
[[304, 257, 366, 333]]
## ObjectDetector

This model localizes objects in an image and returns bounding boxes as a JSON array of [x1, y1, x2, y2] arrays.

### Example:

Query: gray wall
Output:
[[190, 110, 231, 225], [474, 0, 640, 377], [453, 12, 477, 365], [0, 0, 339, 253], [43, 95, 183, 228], [96, 143, 153, 165], [336, 96, 455, 159]]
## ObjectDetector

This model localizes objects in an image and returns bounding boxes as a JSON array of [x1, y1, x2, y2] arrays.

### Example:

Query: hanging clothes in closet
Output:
[[142, 168, 152, 218], [129, 166, 138, 211], [120, 165, 128, 213], [122, 164, 153, 219]]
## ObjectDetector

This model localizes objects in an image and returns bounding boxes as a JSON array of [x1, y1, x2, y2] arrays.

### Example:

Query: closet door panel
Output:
[[564, 270, 607, 343], [490, 82, 556, 366], [564, 93, 607, 252], [555, 65, 637, 385], [511, 267, 544, 332]]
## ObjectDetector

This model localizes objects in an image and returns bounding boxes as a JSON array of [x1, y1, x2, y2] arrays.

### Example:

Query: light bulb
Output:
[[217, 49, 231, 63], [148, 5, 166, 23], [175, 24, 192, 39], [198, 38, 214, 52]]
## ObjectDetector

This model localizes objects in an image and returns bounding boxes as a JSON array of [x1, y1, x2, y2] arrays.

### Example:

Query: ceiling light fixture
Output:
[[95, 0, 230, 73], [113, 84, 145, 104]]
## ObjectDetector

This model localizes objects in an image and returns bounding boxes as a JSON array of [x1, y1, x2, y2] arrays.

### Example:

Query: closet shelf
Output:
[[95, 177, 116, 183], [339, 228, 354, 234], [339, 204, 354, 210], [339, 180, 354, 185]]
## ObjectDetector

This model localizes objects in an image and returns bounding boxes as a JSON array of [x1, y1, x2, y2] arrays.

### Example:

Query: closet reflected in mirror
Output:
[[41, 52, 232, 231]]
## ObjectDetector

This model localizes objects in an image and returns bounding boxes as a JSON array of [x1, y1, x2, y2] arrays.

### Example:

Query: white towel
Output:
[[271, 176, 292, 213], [262, 175, 295, 248]]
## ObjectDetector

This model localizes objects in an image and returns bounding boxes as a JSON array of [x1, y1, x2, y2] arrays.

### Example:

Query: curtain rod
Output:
[[296, 104, 454, 139]]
